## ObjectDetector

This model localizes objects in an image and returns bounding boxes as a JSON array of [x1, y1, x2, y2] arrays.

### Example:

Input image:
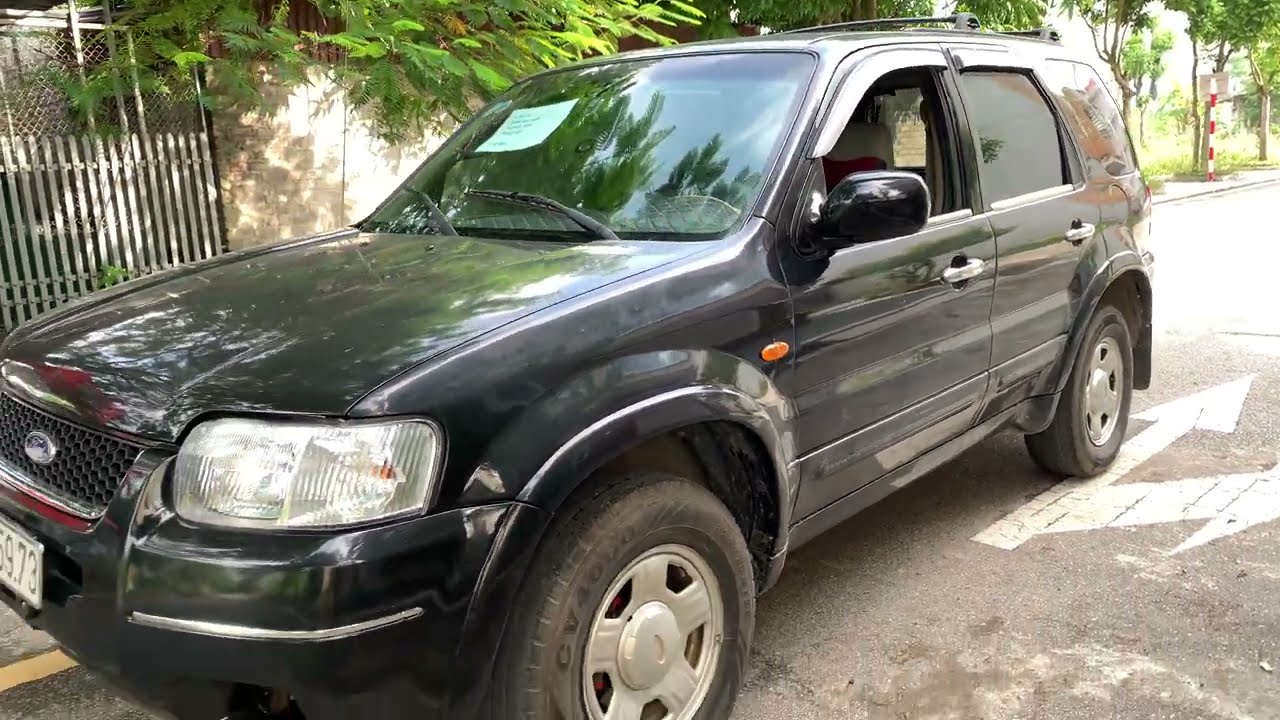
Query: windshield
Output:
[[361, 52, 815, 241]]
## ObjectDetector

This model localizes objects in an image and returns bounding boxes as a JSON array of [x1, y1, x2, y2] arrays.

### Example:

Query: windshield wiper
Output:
[[407, 188, 458, 236], [464, 190, 618, 240]]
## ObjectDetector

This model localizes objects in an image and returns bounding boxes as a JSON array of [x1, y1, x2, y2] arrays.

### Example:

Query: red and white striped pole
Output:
[[1207, 78, 1218, 182]]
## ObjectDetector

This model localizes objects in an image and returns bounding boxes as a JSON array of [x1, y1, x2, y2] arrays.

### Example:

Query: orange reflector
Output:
[[760, 341, 790, 362]]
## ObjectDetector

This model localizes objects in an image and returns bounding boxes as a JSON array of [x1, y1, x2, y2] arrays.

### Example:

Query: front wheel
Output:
[[1026, 303, 1135, 477], [489, 474, 755, 720]]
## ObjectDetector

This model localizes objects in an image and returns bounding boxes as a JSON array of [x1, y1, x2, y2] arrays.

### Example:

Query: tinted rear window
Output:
[[1042, 60, 1137, 177], [956, 71, 1068, 205]]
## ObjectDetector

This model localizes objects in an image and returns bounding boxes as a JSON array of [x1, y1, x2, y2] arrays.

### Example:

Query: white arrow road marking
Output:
[[1132, 375, 1254, 434], [972, 376, 1257, 551], [997, 465, 1280, 554]]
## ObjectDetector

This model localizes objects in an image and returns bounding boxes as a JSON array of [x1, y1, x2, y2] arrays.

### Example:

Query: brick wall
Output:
[[893, 119, 928, 166]]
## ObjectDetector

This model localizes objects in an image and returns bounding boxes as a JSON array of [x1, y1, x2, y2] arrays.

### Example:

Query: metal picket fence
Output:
[[0, 4, 225, 332]]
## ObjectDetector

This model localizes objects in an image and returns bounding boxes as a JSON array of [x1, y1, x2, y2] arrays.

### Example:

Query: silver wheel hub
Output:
[[617, 602, 681, 690], [1084, 336, 1123, 446], [583, 545, 723, 720]]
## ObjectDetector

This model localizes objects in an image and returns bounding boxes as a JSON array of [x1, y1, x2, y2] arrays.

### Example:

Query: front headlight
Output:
[[173, 418, 443, 529]]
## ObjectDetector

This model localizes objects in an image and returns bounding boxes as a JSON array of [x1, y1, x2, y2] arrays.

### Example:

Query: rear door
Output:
[[946, 45, 1102, 419]]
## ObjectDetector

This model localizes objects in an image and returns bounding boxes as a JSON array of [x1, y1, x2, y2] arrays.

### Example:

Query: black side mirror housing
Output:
[[814, 170, 931, 250]]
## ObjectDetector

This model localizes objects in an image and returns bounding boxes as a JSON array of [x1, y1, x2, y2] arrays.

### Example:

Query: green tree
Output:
[[1248, 30, 1280, 160], [1120, 26, 1174, 145], [690, 0, 1048, 34], [1153, 84, 1195, 136], [1169, 0, 1280, 167], [85, 0, 700, 143], [1061, 0, 1157, 124]]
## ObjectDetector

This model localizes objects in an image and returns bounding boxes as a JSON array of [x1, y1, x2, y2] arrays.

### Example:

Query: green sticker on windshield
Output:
[[475, 99, 578, 153]]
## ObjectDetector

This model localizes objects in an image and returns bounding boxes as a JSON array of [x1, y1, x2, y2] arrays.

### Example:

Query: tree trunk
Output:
[[1262, 92, 1272, 162], [1140, 107, 1147, 147], [1121, 88, 1135, 128], [1202, 99, 1213, 172], [1190, 41, 1202, 170]]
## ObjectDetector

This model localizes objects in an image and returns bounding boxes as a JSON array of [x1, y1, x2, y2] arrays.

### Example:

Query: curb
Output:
[[1153, 176, 1280, 206]]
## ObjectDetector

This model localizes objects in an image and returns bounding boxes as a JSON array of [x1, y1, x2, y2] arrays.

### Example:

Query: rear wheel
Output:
[[490, 474, 754, 720], [1026, 303, 1134, 477]]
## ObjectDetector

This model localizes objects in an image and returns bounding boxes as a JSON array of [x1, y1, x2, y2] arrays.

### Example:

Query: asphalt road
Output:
[[2, 183, 1279, 719]]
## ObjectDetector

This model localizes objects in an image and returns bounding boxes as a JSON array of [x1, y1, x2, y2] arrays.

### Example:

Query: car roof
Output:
[[539, 28, 1091, 76]]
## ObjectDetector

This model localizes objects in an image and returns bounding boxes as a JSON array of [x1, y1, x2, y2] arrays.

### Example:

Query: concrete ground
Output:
[[1, 183, 1279, 719]]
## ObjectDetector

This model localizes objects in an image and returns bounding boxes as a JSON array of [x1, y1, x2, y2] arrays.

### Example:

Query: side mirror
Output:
[[815, 170, 930, 249]]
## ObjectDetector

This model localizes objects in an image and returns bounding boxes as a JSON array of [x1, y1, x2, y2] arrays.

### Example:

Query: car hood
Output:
[[1, 231, 697, 441]]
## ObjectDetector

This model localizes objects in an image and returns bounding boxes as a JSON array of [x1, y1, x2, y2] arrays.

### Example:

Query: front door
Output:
[[781, 46, 996, 520]]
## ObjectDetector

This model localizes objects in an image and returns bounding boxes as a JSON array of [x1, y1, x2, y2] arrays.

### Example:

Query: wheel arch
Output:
[[1016, 254, 1152, 435], [1055, 253, 1153, 397], [516, 384, 797, 582], [460, 348, 799, 588]]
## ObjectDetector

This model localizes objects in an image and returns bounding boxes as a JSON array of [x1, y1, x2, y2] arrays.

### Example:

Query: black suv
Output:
[[0, 15, 1152, 720]]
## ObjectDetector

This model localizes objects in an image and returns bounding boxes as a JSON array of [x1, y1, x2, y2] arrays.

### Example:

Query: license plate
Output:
[[0, 515, 42, 609]]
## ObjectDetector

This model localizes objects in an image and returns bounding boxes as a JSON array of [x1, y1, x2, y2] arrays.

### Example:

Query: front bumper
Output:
[[0, 451, 549, 720]]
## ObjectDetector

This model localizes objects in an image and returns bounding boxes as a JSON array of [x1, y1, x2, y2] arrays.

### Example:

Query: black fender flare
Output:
[[1024, 251, 1153, 432], [517, 383, 797, 541], [508, 352, 798, 558]]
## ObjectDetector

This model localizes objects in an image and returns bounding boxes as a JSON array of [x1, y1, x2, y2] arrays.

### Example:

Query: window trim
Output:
[[951, 46, 1035, 72], [925, 208, 974, 227], [990, 184, 1073, 212]]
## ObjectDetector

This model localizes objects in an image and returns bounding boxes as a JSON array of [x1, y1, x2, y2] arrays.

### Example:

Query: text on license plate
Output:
[[0, 515, 42, 609]]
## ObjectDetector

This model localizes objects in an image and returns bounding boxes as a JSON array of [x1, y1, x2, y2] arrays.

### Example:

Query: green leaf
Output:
[[441, 52, 469, 76], [391, 19, 425, 32], [469, 60, 511, 90], [171, 50, 212, 69], [351, 41, 388, 58]]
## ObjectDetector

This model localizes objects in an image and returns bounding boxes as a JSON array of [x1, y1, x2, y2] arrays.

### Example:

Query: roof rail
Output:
[[776, 12, 981, 35], [999, 27, 1062, 42]]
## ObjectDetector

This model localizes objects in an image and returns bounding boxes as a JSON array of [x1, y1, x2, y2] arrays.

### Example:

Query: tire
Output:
[[489, 473, 755, 720], [1026, 303, 1135, 477]]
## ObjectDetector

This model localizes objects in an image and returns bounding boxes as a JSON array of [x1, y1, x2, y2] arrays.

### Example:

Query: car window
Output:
[[362, 53, 815, 241], [956, 71, 1068, 206], [1041, 60, 1137, 177], [823, 67, 963, 216]]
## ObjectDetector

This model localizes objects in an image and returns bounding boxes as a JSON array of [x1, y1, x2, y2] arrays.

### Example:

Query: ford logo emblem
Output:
[[23, 431, 57, 466]]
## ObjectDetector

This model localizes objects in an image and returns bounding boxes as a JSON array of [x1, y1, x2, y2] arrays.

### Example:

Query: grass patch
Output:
[[1138, 131, 1280, 182]]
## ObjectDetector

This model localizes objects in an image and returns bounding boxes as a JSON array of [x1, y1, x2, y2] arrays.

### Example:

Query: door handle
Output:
[[941, 258, 985, 285], [1065, 221, 1095, 245]]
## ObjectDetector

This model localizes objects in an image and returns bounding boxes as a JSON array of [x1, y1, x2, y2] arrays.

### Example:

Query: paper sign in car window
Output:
[[475, 99, 578, 153]]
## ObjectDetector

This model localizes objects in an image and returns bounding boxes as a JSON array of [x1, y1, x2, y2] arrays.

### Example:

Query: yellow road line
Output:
[[0, 650, 78, 693]]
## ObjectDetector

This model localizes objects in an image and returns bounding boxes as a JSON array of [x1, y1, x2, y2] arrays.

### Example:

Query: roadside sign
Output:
[[1198, 72, 1230, 101]]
